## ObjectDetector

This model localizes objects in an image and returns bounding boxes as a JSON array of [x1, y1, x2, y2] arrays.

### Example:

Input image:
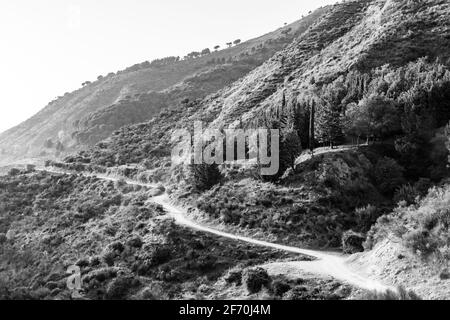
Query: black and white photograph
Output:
[[0, 0, 449, 306]]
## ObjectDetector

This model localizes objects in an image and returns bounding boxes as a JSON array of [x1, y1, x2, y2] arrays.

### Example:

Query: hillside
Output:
[[2, 0, 450, 300], [72, 0, 450, 172], [0, 169, 353, 300], [50, 0, 450, 298], [0, 8, 327, 166]]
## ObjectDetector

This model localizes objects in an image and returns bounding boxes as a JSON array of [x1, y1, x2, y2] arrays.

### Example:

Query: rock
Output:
[[342, 230, 365, 254], [439, 269, 450, 280]]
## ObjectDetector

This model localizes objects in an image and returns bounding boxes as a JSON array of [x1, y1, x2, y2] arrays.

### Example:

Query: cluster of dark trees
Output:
[[276, 57, 450, 180], [185, 50, 210, 60], [184, 40, 242, 60], [226, 39, 242, 48]]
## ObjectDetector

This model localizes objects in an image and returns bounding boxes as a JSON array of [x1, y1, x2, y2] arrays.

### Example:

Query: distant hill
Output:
[[0, 8, 327, 166]]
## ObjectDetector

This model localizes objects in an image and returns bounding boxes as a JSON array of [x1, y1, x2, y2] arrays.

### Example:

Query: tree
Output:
[[344, 95, 400, 144], [372, 157, 405, 195], [186, 51, 201, 59], [446, 122, 450, 166], [233, 39, 242, 46], [363, 95, 401, 140], [226, 42, 233, 48], [343, 102, 369, 145], [309, 100, 315, 153], [201, 48, 211, 55], [280, 126, 302, 172], [315, 102, 343, 148], [214, 45, 220, 51]]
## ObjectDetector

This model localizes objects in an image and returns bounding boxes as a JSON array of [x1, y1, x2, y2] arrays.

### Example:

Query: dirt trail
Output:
[[38, 168, 391, 292]]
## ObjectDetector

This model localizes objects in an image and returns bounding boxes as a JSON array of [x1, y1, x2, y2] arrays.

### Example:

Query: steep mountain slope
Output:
[[0, 8, 327, 166], [3, 0, 450, 300], [199, 0, 450, 129], [72, 0, 450, 170], [56, 0, 450, 254]]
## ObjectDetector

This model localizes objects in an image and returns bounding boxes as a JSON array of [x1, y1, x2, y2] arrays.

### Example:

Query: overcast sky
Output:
[[0, 0, 338, 134]]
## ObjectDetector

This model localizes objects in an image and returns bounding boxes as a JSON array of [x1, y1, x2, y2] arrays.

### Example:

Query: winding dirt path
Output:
[[38, 168, 391, 292]]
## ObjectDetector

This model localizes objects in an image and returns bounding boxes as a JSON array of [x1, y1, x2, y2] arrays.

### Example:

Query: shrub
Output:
[[140, 287, 157, 300], [0, 233, 7, 245], [363, 286, 421, 300], [75, 257, 90, 268], [394, 184, 418, 205], [242, 267, 271, 294], [189, 163, 222, 192], [85, 268, 118, 283], [413, 178, 432, 196], [342, 230, 365, 254], [224, 267, 243, 285], [403, 229, 439, 257], [127, 235, 143, 249], [106, 275, 138, 300], [283, 286, 309, 300], [149, 247, 172, 266], [440, 269, 450, 280], [271, 279, 291, 297], [355, 205, 380, 232], [372, 157, 405, 194]]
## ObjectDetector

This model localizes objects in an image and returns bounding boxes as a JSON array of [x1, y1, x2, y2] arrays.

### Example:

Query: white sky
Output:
[[0, 0, 338, 134]]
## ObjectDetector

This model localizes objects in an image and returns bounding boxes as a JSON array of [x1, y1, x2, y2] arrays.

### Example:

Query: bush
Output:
[[106, 275, 139, 300], [189, 163, 222, 192], [440, 269, 450, 280], [342, 230, 365, 254], [413, 178, 432, 196], [149, 247, 172, 266], [0, 233, 7, 245], [394, 184, 419, 205], [242, 267, 271, 294], [403, 229, 439, 257], [355, 205, 380, 232], [362, 286, 421, 300], [283, 286, 309, 300], [271, 279, 291, 297], [140, 287, 157, 300], [372, 157, 405, 195], [127, 235, 143, 249], [224, 267, 243, 285]]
